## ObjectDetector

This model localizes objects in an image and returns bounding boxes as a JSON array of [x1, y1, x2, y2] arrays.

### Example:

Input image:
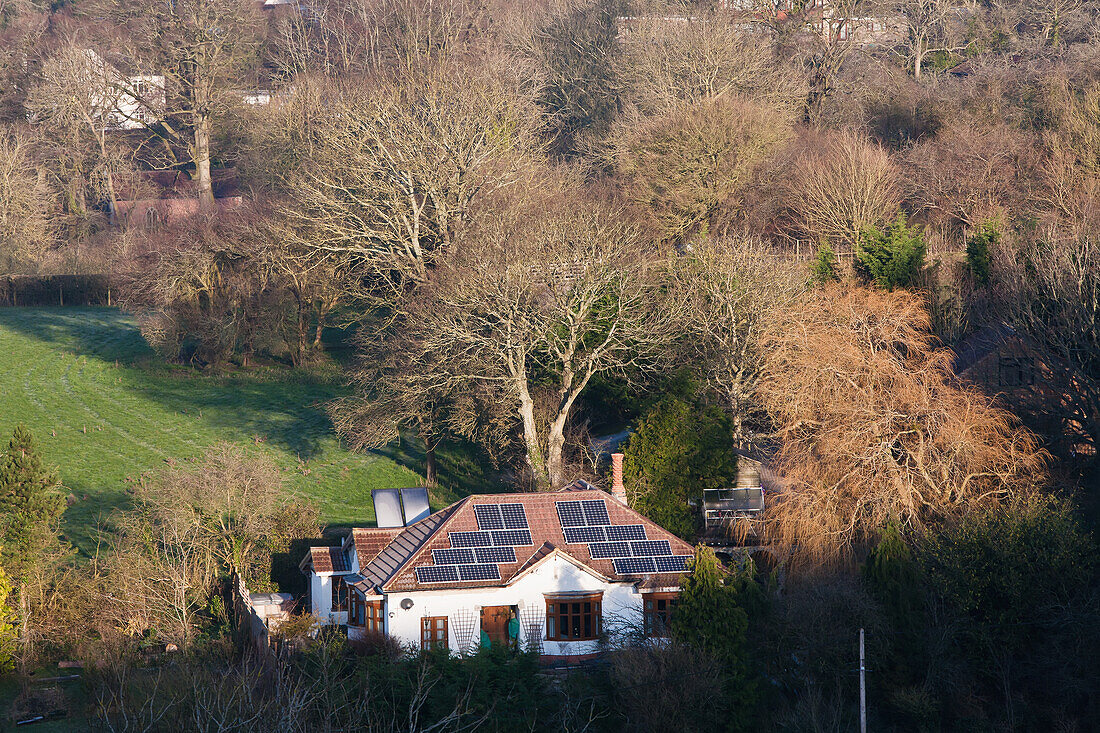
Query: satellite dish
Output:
[[400, 598, 414, 610]]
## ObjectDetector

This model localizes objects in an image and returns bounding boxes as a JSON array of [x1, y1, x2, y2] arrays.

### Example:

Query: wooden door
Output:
[[481, 606, 514, 648]]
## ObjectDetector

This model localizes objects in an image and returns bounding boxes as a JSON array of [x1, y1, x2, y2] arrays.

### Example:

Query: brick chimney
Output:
[[610, 452, 627, 505]]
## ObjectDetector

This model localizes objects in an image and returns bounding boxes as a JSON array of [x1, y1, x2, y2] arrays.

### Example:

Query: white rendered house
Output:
[[300, 467, 692, 663]]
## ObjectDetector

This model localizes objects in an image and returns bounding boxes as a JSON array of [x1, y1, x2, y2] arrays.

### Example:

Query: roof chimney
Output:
[[611, 453, 627, 505]]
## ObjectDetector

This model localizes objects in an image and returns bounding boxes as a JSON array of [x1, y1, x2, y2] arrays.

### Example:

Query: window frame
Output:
[[421, 616, 448, 650], [545, 593, 603, 642], [642, 592, 679, 638], [998, 356, 1035, 388]]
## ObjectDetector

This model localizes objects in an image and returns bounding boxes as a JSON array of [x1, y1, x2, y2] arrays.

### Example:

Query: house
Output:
[[113, 169, 245, 227], [952, 322, 1097, 458], [300, 459, 694, 662]]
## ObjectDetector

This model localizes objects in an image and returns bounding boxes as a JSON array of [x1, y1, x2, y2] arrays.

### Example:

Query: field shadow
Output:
[[0, 306, 154, 363]]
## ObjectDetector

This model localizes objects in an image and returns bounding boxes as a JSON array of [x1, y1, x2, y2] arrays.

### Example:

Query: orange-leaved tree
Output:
[[756, 285, 1045, 564]]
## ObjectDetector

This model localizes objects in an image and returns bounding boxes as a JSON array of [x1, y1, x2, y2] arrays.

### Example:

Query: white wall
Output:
[[376, 554, 645, 657], [310, 571, 349, 625]]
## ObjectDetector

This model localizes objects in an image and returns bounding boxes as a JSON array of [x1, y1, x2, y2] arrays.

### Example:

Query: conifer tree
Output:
[[809, 241, 841, 285], [0, 425, 64, 585]]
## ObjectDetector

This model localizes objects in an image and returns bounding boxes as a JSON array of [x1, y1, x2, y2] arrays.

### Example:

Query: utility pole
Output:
[[859, 627, 867, 733]]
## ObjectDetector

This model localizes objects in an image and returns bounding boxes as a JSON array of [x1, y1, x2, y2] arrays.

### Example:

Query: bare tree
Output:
[[86, 0, 264, 210], [615, 8, 808, 119], [0, 132, 51, 271], [892, 0, 973, 80], [605, 96, 792, 245], [26, 38, 133, 223], [787, 129, 901, 252], [756, 285, 1044, 564], [390, 189, 684, 488], [671, 236, 805, 442], [277, 65, 542, 294]]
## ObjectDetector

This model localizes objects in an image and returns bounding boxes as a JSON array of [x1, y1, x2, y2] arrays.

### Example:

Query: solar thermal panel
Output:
[[655, 556, 691, 573], [589, 541, 632, 558], [458, 564, 501, 581], [556, 501, 586, 527], [432, 548, 475, 565], [606, 525, 647, 542], [450, 531, 494, 548], [474, 505, 505, 530], [563, 526, 607, 544], [613, 557, 657, 574], [415, 565, 460, 583], [492, 529, 532, 546], [475, 546, 516, 564], [500, 503, 529, 529], [631, 540, 673, 557], [581, 500, 611, 525]]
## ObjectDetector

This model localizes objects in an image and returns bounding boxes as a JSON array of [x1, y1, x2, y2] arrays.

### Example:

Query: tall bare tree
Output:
[[892, 0, 973, 80], [0, 132, 50, 271], [382, 190, 684, 488], [277, 65, 542, 294], [87, 0, 264, 211]]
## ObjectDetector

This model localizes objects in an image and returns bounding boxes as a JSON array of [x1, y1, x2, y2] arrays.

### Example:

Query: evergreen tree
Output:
[[855, 213, 927, 289], [965, 220, 998, 286], [809, 241, 841, 285], [622, 397, 737, 539], [0, 425, 64, 584], [671, 546, 756, 732]]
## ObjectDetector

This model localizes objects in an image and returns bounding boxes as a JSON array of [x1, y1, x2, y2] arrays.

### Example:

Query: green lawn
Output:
[[0, 307, 435, 554]]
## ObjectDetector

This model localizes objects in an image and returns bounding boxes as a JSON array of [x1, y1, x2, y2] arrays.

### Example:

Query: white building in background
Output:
[[300, 458, 693, 663]]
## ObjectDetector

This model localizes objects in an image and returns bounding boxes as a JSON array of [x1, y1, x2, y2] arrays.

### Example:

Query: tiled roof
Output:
[[307, 546, 349, 574], [354, 503, 463, 592], [348, 527, 403, 569], [381, 488, 693, 592]]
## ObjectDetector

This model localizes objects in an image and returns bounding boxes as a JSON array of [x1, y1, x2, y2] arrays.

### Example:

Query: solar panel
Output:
[[606, 525, 647, 542], [492, 529, 532, 546], [400, 487, 431, 524], [556, 501, 586, 527], [432, 548, 475, 565], [458, 564, 501, 581], [655, 556, 691, 573], [589, 541, 632, 558], [450, 531, 494, 548], [415, 565, 459, 583], [372, 488, 404, 528], [475, 546, 516, 564], [474, 505, 505, 530], [614, 557, 657, 574], [500, 504, 529, 529], [563, 526, 607, 544], [631, 540, 673, 557], [581, 500, 611, 525]]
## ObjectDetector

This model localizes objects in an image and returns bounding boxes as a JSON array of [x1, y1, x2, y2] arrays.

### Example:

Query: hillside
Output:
[[0, 307, 427, 553]]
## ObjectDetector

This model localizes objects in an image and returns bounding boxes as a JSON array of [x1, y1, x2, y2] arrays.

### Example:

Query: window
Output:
[[545, 593, 603, 641], [331, 578, 348, 613], [999, 356, 1035, 387], [364, 601, 384, 633], [643, 592, 679, 637], [421, 616, 448, 650]]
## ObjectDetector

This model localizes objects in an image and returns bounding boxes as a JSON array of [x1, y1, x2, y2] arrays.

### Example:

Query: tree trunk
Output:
[[517, 382, 547, 488], [194, 114, 215, 213], [313, 301, 326, 350], [424, 442, 438, 487], [546, 418, 567, 489], [294, 292, 307, 367]]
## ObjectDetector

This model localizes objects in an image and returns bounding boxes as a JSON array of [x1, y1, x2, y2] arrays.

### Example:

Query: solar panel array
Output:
[[556, 500, 691, 575], [415, 504, 531, 584]]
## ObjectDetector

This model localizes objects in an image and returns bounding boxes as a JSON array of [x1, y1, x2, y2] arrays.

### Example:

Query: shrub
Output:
[[855, 213, 926, 289], [965, 219, 999, 285]]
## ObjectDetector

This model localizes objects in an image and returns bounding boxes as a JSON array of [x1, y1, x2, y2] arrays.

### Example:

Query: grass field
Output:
[[0, 307, 451, 554]]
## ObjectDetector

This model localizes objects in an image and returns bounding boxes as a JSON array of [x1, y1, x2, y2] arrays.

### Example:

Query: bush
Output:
[[809, 241, 841, 285], [965, 219, 999, 285], [855, 213, 926, 289]]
